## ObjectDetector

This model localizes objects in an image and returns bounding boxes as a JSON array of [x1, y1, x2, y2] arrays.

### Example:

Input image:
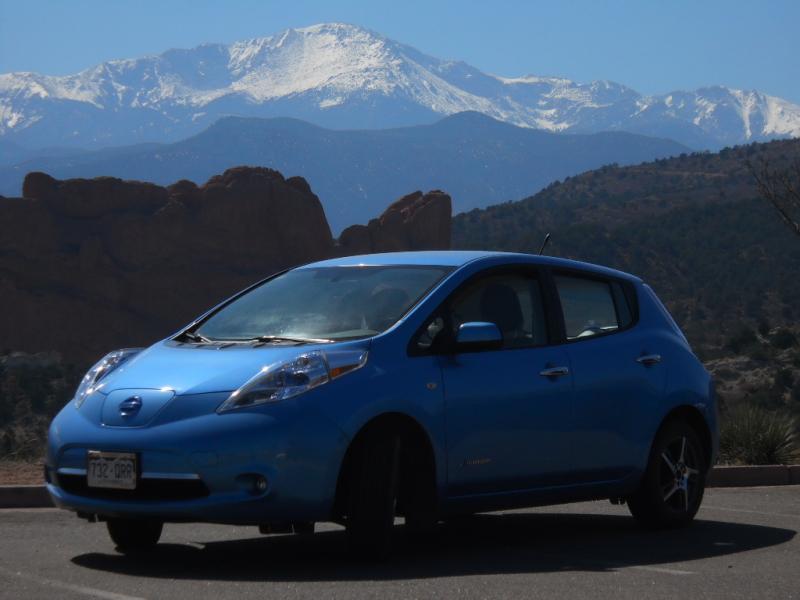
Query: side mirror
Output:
[[455, 322, 503, 352]]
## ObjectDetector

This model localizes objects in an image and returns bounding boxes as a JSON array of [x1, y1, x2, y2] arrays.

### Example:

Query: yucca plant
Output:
[[719, 405, 798, 465]]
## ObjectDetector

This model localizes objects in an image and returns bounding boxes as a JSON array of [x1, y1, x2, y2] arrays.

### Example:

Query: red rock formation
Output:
[[0, 168, 451, 363], [337, 190, 451, 255]]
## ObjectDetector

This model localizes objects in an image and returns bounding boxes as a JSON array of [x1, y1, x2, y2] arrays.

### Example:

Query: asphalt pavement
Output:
[[0, 486, 798, 599]]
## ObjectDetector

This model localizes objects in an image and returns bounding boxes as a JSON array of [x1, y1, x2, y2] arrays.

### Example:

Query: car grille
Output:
[[55, 473, 210, 501]]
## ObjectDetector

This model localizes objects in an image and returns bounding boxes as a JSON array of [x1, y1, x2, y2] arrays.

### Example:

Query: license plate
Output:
[[87, 451, 137, 490]]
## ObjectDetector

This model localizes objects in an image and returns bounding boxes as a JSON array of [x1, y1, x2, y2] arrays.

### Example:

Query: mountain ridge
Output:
[[0, 111, 689, 232], [1, 22, 798, 151]]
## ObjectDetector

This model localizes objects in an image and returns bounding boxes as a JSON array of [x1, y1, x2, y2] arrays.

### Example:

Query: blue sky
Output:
[[1, 0, 798, 102]]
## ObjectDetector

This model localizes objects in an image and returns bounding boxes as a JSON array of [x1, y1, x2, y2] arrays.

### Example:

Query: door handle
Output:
[[539, 366, 570, 378], [636, 354, 662, 366]]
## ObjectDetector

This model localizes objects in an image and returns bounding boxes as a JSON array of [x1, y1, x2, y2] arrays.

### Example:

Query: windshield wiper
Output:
[[177, 331, 211, 344], [250, 335, 333, 345]]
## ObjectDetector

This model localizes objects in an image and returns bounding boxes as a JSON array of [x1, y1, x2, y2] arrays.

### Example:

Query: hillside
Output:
[[454, 139, 800, 348], [453, 138, 800, 415], [1, 23, 798, 152], [0, 112, 688, 232]]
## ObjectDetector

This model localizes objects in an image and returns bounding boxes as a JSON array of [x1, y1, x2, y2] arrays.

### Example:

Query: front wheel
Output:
[[345, 431, 401, 559], [627, 420, 706, 528], [106, 518, 163, 553]]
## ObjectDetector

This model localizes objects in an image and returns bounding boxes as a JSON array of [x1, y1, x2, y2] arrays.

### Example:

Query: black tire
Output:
[[346, 430, 401, 559], [106, 518, 163, 553], [627, 420, 706, 528], [399, 442, 438, 538]]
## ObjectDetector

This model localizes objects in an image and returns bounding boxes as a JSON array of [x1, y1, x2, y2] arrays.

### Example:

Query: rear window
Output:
[[555, 274, 633, 340]]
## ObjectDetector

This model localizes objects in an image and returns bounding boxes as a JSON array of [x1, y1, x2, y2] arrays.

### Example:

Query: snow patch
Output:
[[0, 22, 799, 147]]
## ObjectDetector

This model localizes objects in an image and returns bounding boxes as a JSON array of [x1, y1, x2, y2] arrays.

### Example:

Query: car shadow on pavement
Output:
[[72, 512, 796, 581]]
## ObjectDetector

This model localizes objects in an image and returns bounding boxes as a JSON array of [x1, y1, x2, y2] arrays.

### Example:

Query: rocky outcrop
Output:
[[0, 168, 452, 363], [22, 172, 169, 218], [337, 190, 451, 255]]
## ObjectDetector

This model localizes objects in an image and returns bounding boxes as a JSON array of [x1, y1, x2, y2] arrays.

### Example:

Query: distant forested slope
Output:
[[454, 139, 800, 355]]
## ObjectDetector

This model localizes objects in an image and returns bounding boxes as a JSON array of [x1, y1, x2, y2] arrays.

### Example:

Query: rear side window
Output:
[[610, 281, 633, 326], [555, 274, 631, 340]]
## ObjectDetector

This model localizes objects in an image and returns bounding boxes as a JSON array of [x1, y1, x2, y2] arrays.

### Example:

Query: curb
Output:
[[0, 485, 52, 508], [1, 466, 798, 509], [706, 464, 800, 488]]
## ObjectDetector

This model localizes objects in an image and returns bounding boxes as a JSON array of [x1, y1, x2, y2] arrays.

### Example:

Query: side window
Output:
[[610, 281, 634, 328], [447, 273, 548, 349], [555, 274, 624, 340]]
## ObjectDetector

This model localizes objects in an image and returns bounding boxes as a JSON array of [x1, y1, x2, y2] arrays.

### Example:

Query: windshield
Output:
[[194, 265, 452, 342]]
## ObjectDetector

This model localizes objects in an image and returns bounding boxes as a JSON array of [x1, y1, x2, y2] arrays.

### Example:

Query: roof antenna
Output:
[[538, 233, 551, 255]]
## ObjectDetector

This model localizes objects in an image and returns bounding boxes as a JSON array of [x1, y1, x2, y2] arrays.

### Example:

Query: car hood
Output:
[[98, 339, 371, 396]]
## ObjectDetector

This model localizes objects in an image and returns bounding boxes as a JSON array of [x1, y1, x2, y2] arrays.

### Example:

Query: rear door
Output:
[[553, 272, 666, 483]]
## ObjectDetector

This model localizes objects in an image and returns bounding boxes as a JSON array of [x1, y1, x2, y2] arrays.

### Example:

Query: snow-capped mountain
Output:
[[1, 22, 798, 151]]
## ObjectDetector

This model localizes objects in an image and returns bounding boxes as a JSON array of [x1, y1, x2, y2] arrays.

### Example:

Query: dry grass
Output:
[[0, 460, 43, 485]]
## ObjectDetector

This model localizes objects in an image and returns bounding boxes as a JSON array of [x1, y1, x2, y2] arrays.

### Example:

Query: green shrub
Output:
[[725, 327, 758, 354], [771, 328, 798, 350], [757, 320, 771, 337], [747, 345, 770, 362], [774, 369, 795, 390], [719, 405, 798, 465]]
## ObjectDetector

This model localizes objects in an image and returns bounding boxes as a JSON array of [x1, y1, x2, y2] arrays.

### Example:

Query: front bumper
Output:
[[47, 481, 291, 524], [46, 391, 348, 524]]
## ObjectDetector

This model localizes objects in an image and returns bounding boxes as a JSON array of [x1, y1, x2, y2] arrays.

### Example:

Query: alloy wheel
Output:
[[659, 435, 701, 513]]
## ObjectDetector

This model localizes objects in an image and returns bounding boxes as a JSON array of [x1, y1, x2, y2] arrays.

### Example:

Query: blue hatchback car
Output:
[[47, 251, 718, 556]]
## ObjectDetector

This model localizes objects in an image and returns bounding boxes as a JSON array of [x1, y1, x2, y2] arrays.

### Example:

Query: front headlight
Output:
[[73, 348, 143, 408], [217, 349, 368, 413]]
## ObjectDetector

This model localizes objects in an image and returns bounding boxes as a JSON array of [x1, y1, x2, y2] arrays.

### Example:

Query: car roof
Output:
[[298, 251, 640, 282]]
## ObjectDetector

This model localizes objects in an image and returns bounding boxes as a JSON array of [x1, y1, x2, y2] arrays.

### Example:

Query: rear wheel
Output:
[[627, 420, 706, 528], [106, 518, 163, 553], [345, 431, 401, 558]]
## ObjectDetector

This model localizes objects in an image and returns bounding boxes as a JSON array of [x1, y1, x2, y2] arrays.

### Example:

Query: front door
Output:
[[438, 269, 574, 497]]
